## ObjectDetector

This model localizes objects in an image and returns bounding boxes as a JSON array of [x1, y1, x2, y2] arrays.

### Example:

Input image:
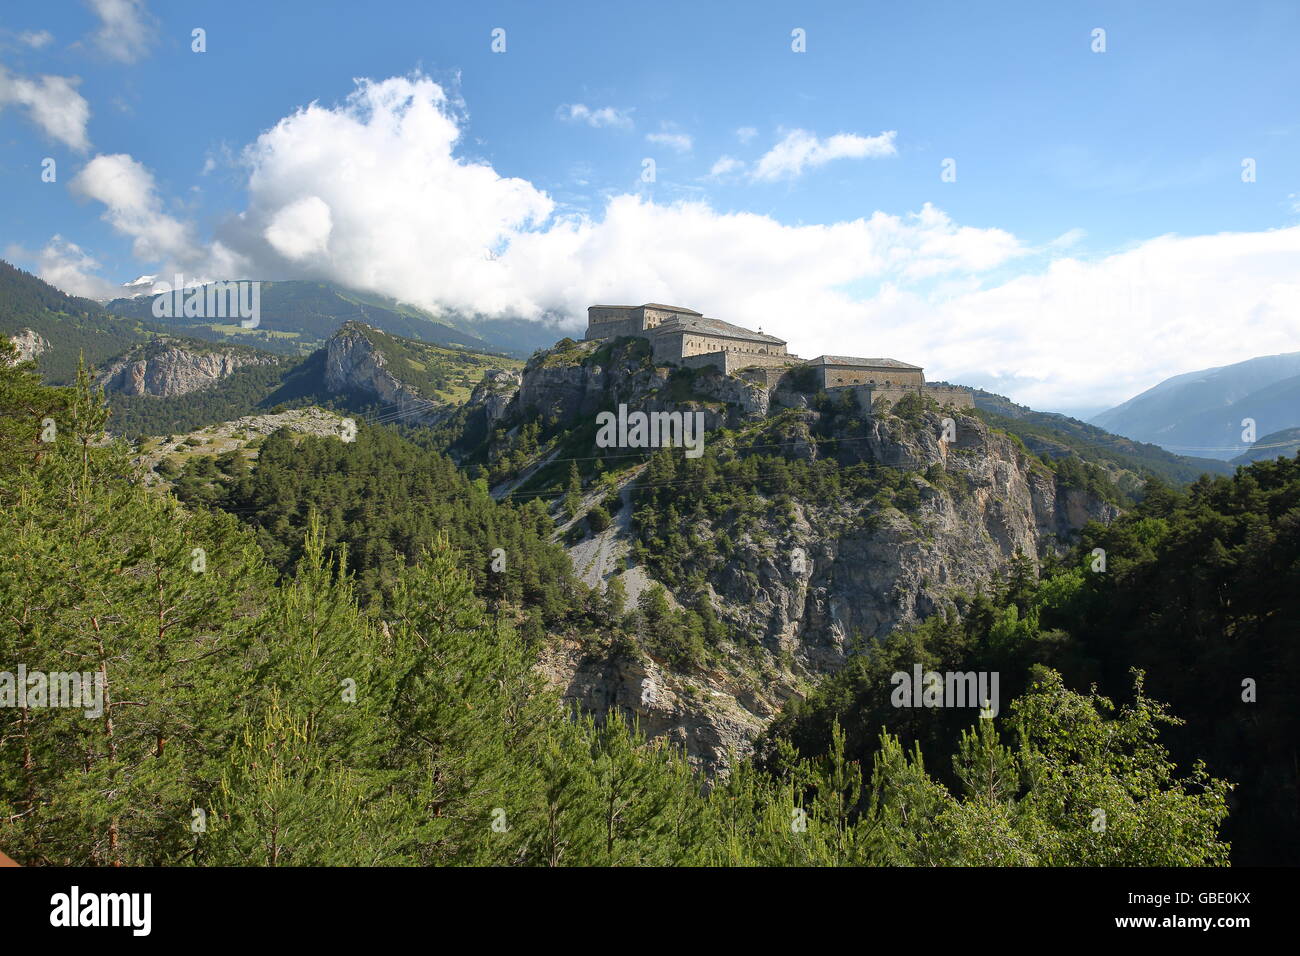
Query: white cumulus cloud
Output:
[[0, 66, 91, 152], [264, 195, 333, 261], [225, 74, 553, 312], [70, 152, 245, 279]]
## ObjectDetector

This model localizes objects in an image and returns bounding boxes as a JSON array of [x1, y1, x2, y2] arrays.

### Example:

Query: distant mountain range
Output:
[[105, 279, 565, 358], [1091, 352, 1300, 461], [2, 259, 569, 366]]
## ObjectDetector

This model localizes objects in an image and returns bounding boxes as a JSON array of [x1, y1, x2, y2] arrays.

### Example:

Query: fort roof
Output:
[[807, 355, 922, 370], [655, 315, 786, 345], [643, 303, 703, 315], [588, 303, 703, 315]]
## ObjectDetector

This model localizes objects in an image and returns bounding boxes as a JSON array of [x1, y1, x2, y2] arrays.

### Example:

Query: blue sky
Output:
[[2, 0, 1299, 412]]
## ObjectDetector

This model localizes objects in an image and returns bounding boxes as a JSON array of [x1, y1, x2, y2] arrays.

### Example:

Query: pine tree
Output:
[[564, 460, 582, 519]]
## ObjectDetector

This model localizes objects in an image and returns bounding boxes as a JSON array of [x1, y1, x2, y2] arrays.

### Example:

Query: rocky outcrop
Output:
[[707, 410, 1120, 660], [99, 338, 276, 397], [538, 638, 767, 776], [512, 340, 662, 422], [492, 338, 768, 450], [324, 323, 448, 425], [472, 337, 1122, 771], [466, 368, 522, 425], [7, 329, 50, 364]]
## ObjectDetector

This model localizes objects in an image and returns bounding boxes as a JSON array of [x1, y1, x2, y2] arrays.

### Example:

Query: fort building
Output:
[[806, 355, 924, 389], [584, 303, 972, 409], [586, 304, 702, 339], [586, 304, 793, 365]]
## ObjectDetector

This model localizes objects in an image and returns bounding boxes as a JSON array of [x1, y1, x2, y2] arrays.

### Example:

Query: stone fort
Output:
[[585, 303, 973, 410]]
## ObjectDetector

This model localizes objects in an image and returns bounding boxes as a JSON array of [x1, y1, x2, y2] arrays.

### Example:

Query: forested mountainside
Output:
[[414, 336, 1141, 767], [107, 279, 562, 357], [0, 260, 152, 384], [0, 342, 1238, 865], [764, 463, 1300, 865]]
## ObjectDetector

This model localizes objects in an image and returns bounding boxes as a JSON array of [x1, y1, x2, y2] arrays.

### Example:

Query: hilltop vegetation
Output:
[[169, 420, 585, 620]]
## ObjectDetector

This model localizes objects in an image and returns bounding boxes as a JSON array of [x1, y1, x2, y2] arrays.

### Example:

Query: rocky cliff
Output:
[[324, 322, 449, 425], [98, 337, 277, 397], [466, 368, 523, 425], [7, 328, 50, 364], [460, 338, 1121, 771]]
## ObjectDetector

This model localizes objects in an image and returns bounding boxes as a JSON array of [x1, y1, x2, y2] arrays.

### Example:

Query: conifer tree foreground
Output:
[[0, 349, 1233, 866]]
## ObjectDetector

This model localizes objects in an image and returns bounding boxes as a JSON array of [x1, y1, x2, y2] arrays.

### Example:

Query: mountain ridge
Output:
[[104, 278, 564, 358], [1091, 351, 1300, 460]]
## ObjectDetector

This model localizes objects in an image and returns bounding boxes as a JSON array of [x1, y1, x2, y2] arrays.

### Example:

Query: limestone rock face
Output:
[[546, 408, 1118, 771], [98, 339, 276, 397], [537, 639, 764, 777], [469, 337, 1121, 771], [7, 329, 49, 364], [324, 324, 446, 425], [466, 368, 522, 425], [513, 342, 666, 422]]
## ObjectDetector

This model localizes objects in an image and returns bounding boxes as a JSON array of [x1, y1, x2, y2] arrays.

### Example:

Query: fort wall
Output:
[[833, 383, 975, 414], [817, 365, 925, 389], [681, 350, 803, 376]]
